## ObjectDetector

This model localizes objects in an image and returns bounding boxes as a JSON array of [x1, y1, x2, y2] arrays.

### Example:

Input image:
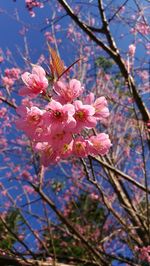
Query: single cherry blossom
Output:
[[88, 133, 112, 156], [74, 100, 97, 132], [35, 142, 59, 166], [16, 105, 45, 139], [72, 137, 89, 157], [54, 79, 83, 103], [85, 92, 109, 121], [43, 100, 76, 131], [19, 65, 48, 97]]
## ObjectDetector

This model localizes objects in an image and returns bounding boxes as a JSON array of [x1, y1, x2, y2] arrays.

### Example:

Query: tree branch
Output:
[[91, 156, 150, 193], [0, 255, 76, 266], [57, 0, 150, 125]]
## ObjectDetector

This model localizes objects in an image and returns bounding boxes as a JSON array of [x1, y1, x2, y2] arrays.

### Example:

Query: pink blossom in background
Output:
[[22, 170, 33, 182], [147, 120, 150, 132], [90, 192, 99, 200], [0, 56, 4, 63], [4, 68, 21, 80], [146, 43, 150, 54], [6, 49, 11, 57], [0, 107, 7, 117], [25, 0, 44, 17], [2, 68, 21, 90], [138, 70, 149, 80], [2, 76, 14, 88], [128, 44, 136, 57], [23, 185, 34, 194], [136, 22, 150, 35], [131, 21, 150, 35], [135, 246, 150, 263], [44, 32, 55, 43]]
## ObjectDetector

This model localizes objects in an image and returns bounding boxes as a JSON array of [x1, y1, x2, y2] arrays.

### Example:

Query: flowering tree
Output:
[[0, 0, 150, 265]]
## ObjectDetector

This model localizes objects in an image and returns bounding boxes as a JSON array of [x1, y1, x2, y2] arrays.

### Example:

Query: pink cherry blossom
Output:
[[54, 79, 83, 103], [60, 141, 73, 158], [43, 100, 76, 131], [35, 142, 59, 166], [16, 71, 111, 165], [47, 129, 72, 149], [4, 68, 21, 80], [44, 32, 55, 42], [135, 246, 150, 263], [2, 76, 14, 88], [84, 93, 109, 121], [73, 137, 89, 157], [23, 185, 34, 194], [88, 133, 112, 156], [136, 22, 150, 35], [74, 100, 97, 132], [147, 120, 150, 132], [0, 107, 7, 118], [25, 0, 44, 17], [16, 105, 45, 139], [0, 56, 4, 63], [19, 65, 48, 97], [128, 44, 136, 57]]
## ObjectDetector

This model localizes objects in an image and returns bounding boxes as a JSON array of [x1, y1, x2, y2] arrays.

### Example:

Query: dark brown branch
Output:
[[91, 156, 150, 194], [98, 0, 117, 50], [85, 25, 105, 33], [80, 158, 142, 260], [0, 96, 17, 109], [57, 0, 117, 57], [108, 0, 129, 23], [0, 255, 75, 266]]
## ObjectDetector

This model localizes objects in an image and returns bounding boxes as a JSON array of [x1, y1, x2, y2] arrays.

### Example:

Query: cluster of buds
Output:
[[16, 65, 111, 166]]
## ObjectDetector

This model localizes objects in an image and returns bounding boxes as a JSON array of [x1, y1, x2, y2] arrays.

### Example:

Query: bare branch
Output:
[[91, 155, 150, 193], [57, 0, 150, 125]]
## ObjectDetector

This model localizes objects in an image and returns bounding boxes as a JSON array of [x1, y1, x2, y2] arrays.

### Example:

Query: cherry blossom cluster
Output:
[[25, 0, 44, 17], [131, 21, 150, 35], [135, 245, 150, 263], [16, 65, 111, 166], [2, 68, 21, 88]]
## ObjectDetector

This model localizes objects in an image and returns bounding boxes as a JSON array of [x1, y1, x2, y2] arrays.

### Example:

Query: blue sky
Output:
[[0, 1, 149, 265], [0, 1, 50, 66]]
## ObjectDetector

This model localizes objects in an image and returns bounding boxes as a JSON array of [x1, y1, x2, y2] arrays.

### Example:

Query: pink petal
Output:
[[21, 72, 30, 86], [69, 79, 82, 95], [32, 65, 46, 78]]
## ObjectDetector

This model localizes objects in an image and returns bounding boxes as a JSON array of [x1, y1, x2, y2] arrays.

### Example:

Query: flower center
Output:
[[75, 110, 84, 120], [29, 114, 41, 124], [54, 111, 62, 117]]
